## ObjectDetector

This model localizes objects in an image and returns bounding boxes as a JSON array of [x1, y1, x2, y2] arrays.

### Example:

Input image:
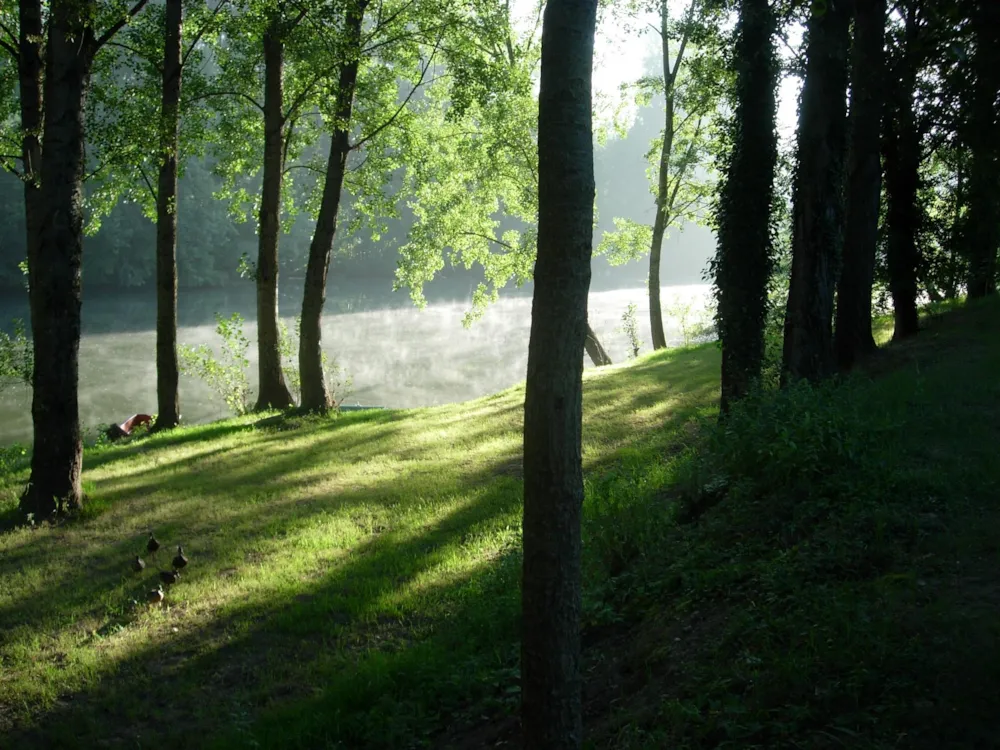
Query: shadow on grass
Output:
[[4, 470, 525, 748], [0, 343, 724, 747]]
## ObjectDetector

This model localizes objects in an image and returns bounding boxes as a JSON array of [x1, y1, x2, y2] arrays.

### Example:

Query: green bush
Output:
[[180, 312, 252, 416], [0, 318, 32, 393], [618, 302, 642, 358]]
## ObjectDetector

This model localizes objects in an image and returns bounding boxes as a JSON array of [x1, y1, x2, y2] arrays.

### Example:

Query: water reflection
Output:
[[0, 283, 712, 446]]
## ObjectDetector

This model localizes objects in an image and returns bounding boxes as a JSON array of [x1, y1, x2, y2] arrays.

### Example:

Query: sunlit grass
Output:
[[0, 341, 720, 747], [2, 297, 998, 748]]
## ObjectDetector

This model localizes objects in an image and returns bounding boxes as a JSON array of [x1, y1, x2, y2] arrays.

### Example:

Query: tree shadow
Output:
[[3, 470, 525, 748]]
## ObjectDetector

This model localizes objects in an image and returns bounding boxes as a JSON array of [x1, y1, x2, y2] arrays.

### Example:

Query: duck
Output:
[[131, 555, 146, 573], [159, 569, 181, 586], [146, 585, 165, 604], [172, 545, 188, 570], [146, 532, 161, 556]]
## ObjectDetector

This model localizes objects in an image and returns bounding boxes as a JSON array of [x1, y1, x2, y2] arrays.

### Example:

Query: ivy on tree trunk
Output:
[[782, 0, 850, 384], [712, 0, 778, 412], [835, 0, 885, 370], [882, 5, 921, 340], [964, 0, 1000, 298]]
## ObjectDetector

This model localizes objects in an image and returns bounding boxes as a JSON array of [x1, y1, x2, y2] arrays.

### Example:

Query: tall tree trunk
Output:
[[521, 2, 597, 748], [18, 0, 44, 331], [154, 0, 182, 430], [781, 0, 850, 384], [255, 21, 295, 410], [714, 0, 778, 411], [835, 0, 886, 370], [965, 0, 1000, 298], [648, 0, 673, 352], [298, 1, 367, 412], [881, 7, 921, 340], [19, 4, 94, 516], [584, 322, 612, 366]]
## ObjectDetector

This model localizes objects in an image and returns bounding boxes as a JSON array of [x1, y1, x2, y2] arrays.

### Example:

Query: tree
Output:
[[296, 0, 445, 411], [83, 0, 225, 430], [711, 0, 778, 411], [394, 1, 614, 367], [781, 0, 851, 384], [19, 0, 150, 517], [253, 4, 302, 410], [882, 0, 921, 339], [154, 0, 183, 429], [835, 0, 886, 369], [13, 0, 43, 337], [964, 0, 1000, 298], [521, 0, 597, 746], [297, 0, 369, 412], [600, 0, 719, 351]]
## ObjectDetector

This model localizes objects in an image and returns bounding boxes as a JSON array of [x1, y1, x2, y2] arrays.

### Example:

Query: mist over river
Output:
[[0, 281, 713, 447]]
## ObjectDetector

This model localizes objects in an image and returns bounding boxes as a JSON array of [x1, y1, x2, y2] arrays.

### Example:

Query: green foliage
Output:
[[394, 4, 541, 325], [596, 0, 724, 270], [277, 318, 354, 407], [664, 295, 717, 347], [597, 218, 653, 266], [685, 378, 899, 509], [179, 313, 252, 416], [0, 319, 33, 393], [618, 302, 643, 358], [0, 442, 27, 481]]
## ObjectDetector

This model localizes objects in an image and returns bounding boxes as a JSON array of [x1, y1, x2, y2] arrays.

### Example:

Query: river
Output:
[[0, 280, 713, 447]]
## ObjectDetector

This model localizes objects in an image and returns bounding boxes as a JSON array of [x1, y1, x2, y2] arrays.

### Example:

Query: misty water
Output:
[[0, 281, 713, 447]]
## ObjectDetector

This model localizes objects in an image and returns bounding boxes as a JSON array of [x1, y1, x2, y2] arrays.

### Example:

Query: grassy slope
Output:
[[0, 297, 997, 749]]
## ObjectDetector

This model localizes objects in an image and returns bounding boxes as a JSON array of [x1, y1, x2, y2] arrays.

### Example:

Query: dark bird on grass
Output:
[[146, 532, 161, 556], [131, 555, 146, 573], [147, 585, 165, 604], [172, 545, 188, 570], [159, 569, 181, 586]]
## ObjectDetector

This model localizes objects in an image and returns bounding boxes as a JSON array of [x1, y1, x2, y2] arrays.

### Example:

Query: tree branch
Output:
[[669, 0, 699, 87], [106, 40, 161, 71], [95, 0, 151, 52], [351, 35, 441, 151], [363, 0, 418, 46], [0, 37, 17, 59], [137, 163, 158, 203], [458, 231, 514, 250], [187, 89, 265, 112], [0, 18, 18, 59], [180, 0, 231, 71], [282, 163, 325, 177]]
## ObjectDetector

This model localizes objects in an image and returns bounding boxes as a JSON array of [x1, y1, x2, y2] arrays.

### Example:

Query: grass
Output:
[[1, 296, 999, 748]]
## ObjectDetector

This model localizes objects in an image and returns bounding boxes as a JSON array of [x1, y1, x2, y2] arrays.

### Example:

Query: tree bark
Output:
[[834, 0, 885, 370], [298, 1, 367, 412], [521, 2, 597, 748], [17, 0, 44, 331], [781, 0, 851, 384], [154, 0, 182, 430], [255, 20, 295, 411], [648, 0, 673, 352], [19, 2, 94, 516], [882, 7, 920, 340], [714, 0, 778, 411], [964, 0, 1000, 298], [584, 322, 612, 366]]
